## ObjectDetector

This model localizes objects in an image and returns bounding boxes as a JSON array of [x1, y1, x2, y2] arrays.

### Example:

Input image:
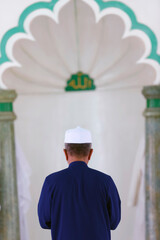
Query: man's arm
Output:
[[37, 176, 52, 229], [107, 176, 121, 230]]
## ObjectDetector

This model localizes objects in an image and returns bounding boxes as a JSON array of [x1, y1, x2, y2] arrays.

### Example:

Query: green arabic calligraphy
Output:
[[65, 72, 96, 91]]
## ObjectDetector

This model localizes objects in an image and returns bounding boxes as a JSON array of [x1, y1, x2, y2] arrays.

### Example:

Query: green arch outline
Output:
[[0, 0, 159, 64]]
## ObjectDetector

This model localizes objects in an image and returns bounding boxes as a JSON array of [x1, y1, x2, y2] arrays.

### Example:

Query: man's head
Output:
[[63, 126, 93, 164]]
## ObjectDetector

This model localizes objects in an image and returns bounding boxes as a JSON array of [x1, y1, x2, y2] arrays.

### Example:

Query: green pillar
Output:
[[142, 85, 160, 240], [0, 89, 20, 240]]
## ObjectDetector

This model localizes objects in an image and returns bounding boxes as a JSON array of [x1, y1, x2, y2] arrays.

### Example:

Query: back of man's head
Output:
[[64, 143, 92, 158]]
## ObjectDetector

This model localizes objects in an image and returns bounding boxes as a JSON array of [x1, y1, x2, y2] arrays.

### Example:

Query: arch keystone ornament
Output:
[[65, 72, 96, 91], [0, 89, 20, 240], [142, 85, 160, 240]]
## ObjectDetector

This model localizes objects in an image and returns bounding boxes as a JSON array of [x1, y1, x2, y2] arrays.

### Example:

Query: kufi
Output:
[[64, 126, 92, 143]]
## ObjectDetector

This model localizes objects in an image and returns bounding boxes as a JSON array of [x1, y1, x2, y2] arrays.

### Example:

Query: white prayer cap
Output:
[[64, 126, 92, 143]]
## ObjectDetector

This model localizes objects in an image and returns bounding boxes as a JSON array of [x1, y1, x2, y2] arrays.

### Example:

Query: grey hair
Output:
[[64, 143, 92, 157]]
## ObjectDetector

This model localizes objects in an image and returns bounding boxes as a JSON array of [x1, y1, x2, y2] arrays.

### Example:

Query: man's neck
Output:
[[67, 157, 88, 165]]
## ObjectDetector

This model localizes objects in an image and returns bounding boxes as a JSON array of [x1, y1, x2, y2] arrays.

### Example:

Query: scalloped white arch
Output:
[[0, 0, 159, 89]]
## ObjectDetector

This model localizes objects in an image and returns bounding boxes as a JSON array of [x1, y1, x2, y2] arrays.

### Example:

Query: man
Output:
[[38, 126, 121, 240]]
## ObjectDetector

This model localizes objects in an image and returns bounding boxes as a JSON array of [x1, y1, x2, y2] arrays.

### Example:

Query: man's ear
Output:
[[63, 149, 68, 160], [88, 149, 93, 160]]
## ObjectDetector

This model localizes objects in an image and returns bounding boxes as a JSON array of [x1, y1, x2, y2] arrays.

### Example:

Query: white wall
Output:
[[13, 88, 146, 240]]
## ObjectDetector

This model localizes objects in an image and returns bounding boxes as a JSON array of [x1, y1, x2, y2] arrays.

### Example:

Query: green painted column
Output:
[[142, 85, 160, 240], [0, 89, 20, 240]]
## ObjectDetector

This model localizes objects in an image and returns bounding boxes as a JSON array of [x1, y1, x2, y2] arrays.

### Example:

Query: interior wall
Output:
[[13, 87, 145, 240]]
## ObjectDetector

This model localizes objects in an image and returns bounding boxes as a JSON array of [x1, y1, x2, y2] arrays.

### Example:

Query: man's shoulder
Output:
[[45, 166, 112, 186], [88, 166, 111, 181], [45, 167, 69, 182]]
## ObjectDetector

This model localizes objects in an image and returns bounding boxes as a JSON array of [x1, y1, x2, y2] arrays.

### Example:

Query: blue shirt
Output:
[[38, 161, 121, 240]]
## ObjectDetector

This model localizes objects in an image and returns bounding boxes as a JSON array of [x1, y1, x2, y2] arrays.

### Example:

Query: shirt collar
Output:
[[69, 161, 88, 168]]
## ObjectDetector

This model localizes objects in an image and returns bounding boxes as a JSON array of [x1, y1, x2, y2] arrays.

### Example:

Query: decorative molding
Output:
[[142, 85, 160, 114], [65, 72, 96, 91], [84, 0, 160, 63], [0, 102, 13, 112], [0, 89, 16, 118], [0, 0, 159, 90], [147, 99, 160, 108], [0, 0, 159, 65]]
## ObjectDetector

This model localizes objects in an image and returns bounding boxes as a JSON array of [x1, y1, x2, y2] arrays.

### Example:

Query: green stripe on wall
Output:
[[0, 102, 13, 112], [147, 99, 160, 108]]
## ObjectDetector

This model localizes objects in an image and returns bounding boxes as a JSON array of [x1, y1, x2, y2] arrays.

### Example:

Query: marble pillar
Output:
[[142, 85, 160, 240], [0, 89, 20, 240]]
